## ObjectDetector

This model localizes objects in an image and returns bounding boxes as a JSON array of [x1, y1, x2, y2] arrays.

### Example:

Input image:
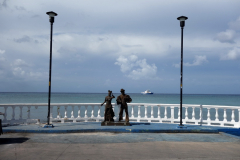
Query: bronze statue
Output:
[[101, 90, 115, 122], [116, 89, 132, 122], [0, 119, 2, 135]]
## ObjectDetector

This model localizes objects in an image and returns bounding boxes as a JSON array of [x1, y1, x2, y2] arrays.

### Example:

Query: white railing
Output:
[[0, 103, 239, 128]]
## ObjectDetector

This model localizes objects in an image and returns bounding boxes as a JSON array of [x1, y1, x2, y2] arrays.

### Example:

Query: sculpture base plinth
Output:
[[43, 124, 54, 128], [101, 121, 131, 126]]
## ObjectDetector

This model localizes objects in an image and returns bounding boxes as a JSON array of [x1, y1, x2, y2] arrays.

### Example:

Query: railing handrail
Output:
[[0, 103, 239, 108]]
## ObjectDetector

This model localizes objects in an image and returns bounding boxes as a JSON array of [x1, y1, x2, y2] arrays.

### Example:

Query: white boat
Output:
[[141, 90, 153, 94]]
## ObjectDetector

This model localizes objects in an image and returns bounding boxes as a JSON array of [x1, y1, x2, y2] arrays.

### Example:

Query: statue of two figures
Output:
[[101, 89, 132, 124]]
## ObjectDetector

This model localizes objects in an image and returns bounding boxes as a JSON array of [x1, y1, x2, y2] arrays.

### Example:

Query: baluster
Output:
[[64, 106, 68, 119], [185, 107, 188, 121], [215, 108, 219, 121], [238, 109, 240, 127], [19, 106, 23, 120], [223, 109, 227, 122], [50, 106, 53, 119], [78, 106, 81, 118], [112, 105, 115, 112], [117, 105, 120, 120], [4, 106, 7, 121], [158, 106, 160, 118], [27, 106, 31, 119], [151, 106, 154, 119], [57, 106, 61, 119], [164, 106, 167, 119], [200, 105, 202, 121], [97, 106, 101, 118], [12, 106, 15, 120], [144, 105, 147, 118], [71, 106, 74, 118], [117, 105, 120, 118], [207, 108, 210, 125], [192, 107, 195, 120], [131, 106, 134, 118], [50, 106, 53, 123], [158, 106, 162, 123], [84, 106, 88, 118], [91, 106, 94, 118], [178, 107, 180, 120], [137, 105, 141, 122], [170, 106, 174, 123], [231, 109, 235, 123]]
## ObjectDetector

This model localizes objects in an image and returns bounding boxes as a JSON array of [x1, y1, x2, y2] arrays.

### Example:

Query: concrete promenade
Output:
[[1, 122, 240, 159]]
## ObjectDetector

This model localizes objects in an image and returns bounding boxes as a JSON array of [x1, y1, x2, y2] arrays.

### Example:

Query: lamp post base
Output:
[[177, 125, 187, 129], [43, 124, 54, 128]]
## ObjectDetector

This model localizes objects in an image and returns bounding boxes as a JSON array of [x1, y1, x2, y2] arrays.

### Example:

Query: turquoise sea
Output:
[[0, 92, 239, 123], [0, 92, 239, 105]]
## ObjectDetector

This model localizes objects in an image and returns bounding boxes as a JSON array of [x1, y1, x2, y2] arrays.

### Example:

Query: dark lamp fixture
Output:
[[177, 16, 188, 28], [177, 16, 188, 21], [46, 11, 58, 17]]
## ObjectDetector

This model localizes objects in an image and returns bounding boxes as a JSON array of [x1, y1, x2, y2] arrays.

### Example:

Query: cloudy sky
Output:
[[0, 0, 239, 94]]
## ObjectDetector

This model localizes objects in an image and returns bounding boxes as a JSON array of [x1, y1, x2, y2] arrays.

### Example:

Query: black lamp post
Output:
[[45, 11, 57, 127], [177, 16, 188, 127]]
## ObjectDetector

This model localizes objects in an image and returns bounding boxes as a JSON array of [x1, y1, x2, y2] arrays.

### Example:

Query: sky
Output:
[[0, 0, 240, 94]]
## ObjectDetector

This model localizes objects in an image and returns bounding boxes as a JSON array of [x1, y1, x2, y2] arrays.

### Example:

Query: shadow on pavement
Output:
[[131, 123, 150, 125], [0, 137, 29, 145]]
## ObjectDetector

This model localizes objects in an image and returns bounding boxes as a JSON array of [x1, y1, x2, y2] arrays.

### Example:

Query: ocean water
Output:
[[0, 92, 239, 123], [0, 92, 239, 105]]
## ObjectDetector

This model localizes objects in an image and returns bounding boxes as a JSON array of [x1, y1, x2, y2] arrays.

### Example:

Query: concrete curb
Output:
[[2, 122, 239, 135], [3, 129, 220, 134]]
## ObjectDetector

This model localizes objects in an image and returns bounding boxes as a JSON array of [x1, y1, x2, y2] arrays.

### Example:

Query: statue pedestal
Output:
[[101, 121, 130, 126]]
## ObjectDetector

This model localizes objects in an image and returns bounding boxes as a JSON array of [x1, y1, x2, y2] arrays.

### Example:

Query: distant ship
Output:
[[141, 90, 153, 94]]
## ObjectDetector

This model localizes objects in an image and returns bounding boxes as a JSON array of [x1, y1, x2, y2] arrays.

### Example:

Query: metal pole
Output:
[[180, 26, 184, 126], [47, 21, 53, 125]]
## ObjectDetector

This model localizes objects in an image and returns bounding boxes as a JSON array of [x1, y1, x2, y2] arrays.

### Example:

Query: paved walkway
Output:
[[1, 132, 240, 160], [1, 122, 240, 159]]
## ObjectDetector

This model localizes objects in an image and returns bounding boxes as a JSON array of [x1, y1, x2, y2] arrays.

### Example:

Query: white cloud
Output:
[[11, 59, 29, 67], [184, 55, 208, 66], [114, 55, 138, 73], [128, 59, 158, 80], [13, 67, 25, 76], [115, 55, 158, 80], [215, 29, 236, 43], [0, 49, 5, 54], [174, 55, 208, 68], [220, 47, 240, 60], [53, 33, 170, 59]]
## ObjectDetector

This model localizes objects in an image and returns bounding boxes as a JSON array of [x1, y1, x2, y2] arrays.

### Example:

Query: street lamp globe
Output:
[[46, 11, 58, 23], [177, 16, 188, 21], [177, 16, 188, 28], [46, 11, 58, 17]]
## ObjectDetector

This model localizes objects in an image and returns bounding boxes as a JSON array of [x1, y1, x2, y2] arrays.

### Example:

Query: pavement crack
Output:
[[55, 144, 71, 160], [15, 146, 17, 160]]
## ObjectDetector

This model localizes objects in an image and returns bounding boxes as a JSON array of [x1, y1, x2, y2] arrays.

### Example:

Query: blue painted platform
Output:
[[2, 122, 240, 137]]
